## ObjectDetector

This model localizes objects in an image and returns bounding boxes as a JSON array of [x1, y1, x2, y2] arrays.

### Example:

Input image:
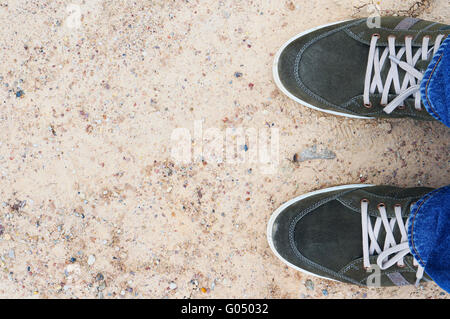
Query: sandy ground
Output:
[[0, 0, 449, 299]]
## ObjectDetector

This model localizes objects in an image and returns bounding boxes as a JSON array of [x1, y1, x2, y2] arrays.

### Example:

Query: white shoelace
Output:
[[364, 33, 445, 114], [361, 199, 425, 286]]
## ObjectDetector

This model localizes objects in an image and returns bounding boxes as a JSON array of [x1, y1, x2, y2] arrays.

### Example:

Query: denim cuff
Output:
[[408, 185, 450, 293], [420, 35, 450, 127]]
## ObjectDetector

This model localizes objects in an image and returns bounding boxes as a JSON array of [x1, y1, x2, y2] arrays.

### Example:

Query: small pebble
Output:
[[98, 282, 106, 291], [15, 90, 24, 98], [87, 255, 96, 265], [95, 273, 104, 281], [305, 279, 314, 291], [190, 279, 199, 286], [169, 282, 177, 290]]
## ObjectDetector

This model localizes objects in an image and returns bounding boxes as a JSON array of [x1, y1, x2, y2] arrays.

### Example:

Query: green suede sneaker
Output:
[[267, 184, 434, 287], [274, 17, 449, 119]]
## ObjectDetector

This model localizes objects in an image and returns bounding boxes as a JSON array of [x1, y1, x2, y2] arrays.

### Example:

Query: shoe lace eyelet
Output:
[[361, 198, 369, 204], [364, 102, 373, 109], [377, 203, 385, 209], [398, 104, 406, 110], [372, 33, 380, 39]]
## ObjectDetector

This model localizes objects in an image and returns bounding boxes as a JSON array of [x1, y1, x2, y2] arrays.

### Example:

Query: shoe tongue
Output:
[[415, 58, 432, 73]]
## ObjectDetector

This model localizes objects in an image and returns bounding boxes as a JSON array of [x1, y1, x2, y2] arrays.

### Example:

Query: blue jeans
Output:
[[408, 35, 450, 293]]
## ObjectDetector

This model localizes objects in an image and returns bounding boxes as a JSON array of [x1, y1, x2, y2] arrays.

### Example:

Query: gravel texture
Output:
[[0, 0, 448, 298]]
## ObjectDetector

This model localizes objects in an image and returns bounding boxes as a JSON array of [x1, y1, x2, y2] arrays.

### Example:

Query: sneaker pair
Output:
[[267, 17, 448, 287]]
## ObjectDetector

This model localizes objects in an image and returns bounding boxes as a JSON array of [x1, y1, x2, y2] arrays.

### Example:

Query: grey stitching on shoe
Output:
[[291, 19, 437, 119], [338, 256, 418, 287], [287, 188, 363, 285], [292, 19, 365, 115], [285, 186, 427, 285], [413, 22, 440, 42], [337, 188, 421, 217], [342, 94, 432, 119], [344, 22, 445, 47], [340, 255, 416, 276], [358, 268, 416, 286], [337, 198, 416, 218], [339, 256, 368, 275]]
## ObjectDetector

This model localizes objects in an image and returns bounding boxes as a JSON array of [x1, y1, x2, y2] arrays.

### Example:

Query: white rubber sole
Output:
[[272, 20, 374, 119], [266, 184, 374, 281]]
